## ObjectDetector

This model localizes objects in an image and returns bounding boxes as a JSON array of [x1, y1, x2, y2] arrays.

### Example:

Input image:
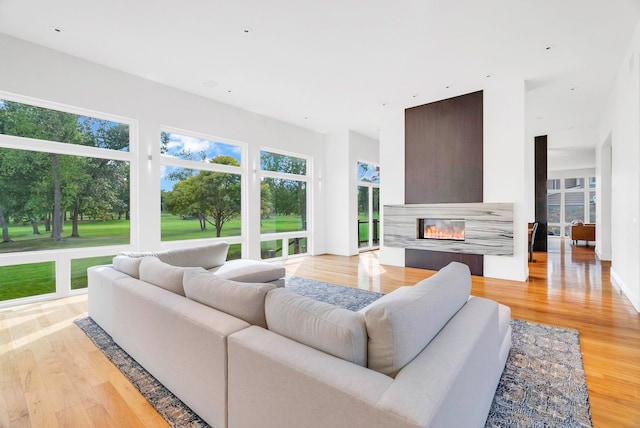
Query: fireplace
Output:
[[417, 218, 465, 241]]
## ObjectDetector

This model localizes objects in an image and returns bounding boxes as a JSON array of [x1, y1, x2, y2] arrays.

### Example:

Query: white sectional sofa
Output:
[[87, 243, 511, 428]]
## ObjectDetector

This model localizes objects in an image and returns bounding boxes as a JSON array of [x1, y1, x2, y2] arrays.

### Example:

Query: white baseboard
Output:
[[610, 267, 640, 313]]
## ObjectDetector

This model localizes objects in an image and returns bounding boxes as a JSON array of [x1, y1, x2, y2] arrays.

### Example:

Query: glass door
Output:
[[357, 161, 380, 251]]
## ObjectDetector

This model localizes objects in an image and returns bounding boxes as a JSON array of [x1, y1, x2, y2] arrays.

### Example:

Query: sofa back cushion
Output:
[[139, 256, 188, 296], [361, 261, 471, 377], [112, 255, 142, 279], [156, 242, 229, 269], [183, 269, 276, 328], [117, 242, 229, 275], [265, 288, 368, 366]]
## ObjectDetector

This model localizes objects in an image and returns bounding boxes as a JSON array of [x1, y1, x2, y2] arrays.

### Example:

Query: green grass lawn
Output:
[[260, 215, 306, 234], [71, 256, 115, 290], [0, 219, 130, 253], [0, 262, 56, 301], [0, 214, 303, 301], [161, 213, 241, 241]]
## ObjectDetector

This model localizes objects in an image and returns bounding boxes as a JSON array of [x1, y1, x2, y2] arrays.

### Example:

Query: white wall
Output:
[[0, 33, 327, 258], [379, 80, 528, 281], [324, 130, 351, 255], [378, 107, 405, 266], [483, 79, 528, 281], [596, 140, 612, 260], [547, 168, 596, 180], [324, 130, 379, 256], [598, 21, 640, 312]]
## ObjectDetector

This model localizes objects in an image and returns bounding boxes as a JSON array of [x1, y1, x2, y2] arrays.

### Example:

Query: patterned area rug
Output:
[[75, 276, 592, 428]]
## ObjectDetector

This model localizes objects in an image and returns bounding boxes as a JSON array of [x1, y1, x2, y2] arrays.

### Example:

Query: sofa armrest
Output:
[[377, 297, 501, 427], [87, 265, 130, 336], [112, 279, 250, 428]]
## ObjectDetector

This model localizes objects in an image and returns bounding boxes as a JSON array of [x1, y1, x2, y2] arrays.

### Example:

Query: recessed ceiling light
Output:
[[202, 80, 218, 88]]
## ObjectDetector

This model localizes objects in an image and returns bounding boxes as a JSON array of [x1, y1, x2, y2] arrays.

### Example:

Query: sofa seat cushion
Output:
[[209, 259, 285, 284], [360, 261, 472, 377], [183, 269, 276, 328], [265, 288, 368, 366]]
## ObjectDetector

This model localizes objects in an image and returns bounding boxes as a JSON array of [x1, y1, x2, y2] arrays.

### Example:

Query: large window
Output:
[[0, 96, 133, 305], [260, 150, 310, 259], [357, 161, 380, 250], [547, 175, 596, 238], [160, 130, 244, 259]]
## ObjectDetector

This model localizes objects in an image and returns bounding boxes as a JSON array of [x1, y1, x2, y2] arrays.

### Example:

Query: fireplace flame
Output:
[[424, 224, 465, 240]]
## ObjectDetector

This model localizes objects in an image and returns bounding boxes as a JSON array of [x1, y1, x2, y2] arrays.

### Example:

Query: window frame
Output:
[[0, 91, 137, 307], [547, 175, 596, 239], [159, 126, 248, 252], [259, 147, 312, 260]]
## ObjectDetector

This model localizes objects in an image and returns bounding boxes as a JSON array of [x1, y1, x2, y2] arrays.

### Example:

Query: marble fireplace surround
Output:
[[384, 203, 514, 256]]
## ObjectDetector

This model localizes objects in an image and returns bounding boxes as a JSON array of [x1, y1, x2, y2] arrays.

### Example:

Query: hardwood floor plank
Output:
[[0, 352, 29, 426], [15, 349, 42, 394], [89, 382, 145, 428], [55, 403, 95, 428], [24, 388, 60, 428]]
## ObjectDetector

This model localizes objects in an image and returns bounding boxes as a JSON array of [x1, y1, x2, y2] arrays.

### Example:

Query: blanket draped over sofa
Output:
[[88, 242, 511, 428]]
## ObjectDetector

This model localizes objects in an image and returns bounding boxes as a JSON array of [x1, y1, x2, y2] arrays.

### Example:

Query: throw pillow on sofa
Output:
[[139, 256, 189, 296], [156, 242, 229, 269], [361, 261, 472, 377], [118, 241, 229, 270], [112, 255, 143, 279], [183, 269, 276, 328], [265, 288, 368, 366]]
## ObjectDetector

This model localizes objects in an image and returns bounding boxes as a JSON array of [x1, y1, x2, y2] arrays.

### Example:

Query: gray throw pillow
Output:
[[361, 261, 472, 376], [112, 255, 142, 279], [139, 256, 188, 296], [265, 288, 368, 366], [183, 269, 276, 328], [118, 241, 229, 269]]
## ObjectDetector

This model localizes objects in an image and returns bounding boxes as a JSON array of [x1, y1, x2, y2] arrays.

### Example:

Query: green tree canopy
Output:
[[163, 155, 241, 237], [0, 100, 131, 243]]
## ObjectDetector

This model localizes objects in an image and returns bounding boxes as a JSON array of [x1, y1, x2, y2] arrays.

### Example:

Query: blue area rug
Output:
[[75, 276, 592, 428], [284, 276, 383, 310]]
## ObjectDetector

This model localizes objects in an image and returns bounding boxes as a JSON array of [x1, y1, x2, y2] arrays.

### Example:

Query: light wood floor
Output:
[[1, 241, 639, 427]]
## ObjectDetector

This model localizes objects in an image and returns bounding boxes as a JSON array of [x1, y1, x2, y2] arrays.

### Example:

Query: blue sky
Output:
[[357, 161, 380, 184]]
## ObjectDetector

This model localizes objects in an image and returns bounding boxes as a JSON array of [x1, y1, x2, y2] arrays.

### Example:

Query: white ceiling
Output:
[[1, 0, 639, 156]]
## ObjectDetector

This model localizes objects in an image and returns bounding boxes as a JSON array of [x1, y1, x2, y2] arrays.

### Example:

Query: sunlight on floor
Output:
[[357, 251, 386, 292]]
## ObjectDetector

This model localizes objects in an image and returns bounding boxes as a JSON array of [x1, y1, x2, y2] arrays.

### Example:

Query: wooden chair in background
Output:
[[528, 222, 538, 262]]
